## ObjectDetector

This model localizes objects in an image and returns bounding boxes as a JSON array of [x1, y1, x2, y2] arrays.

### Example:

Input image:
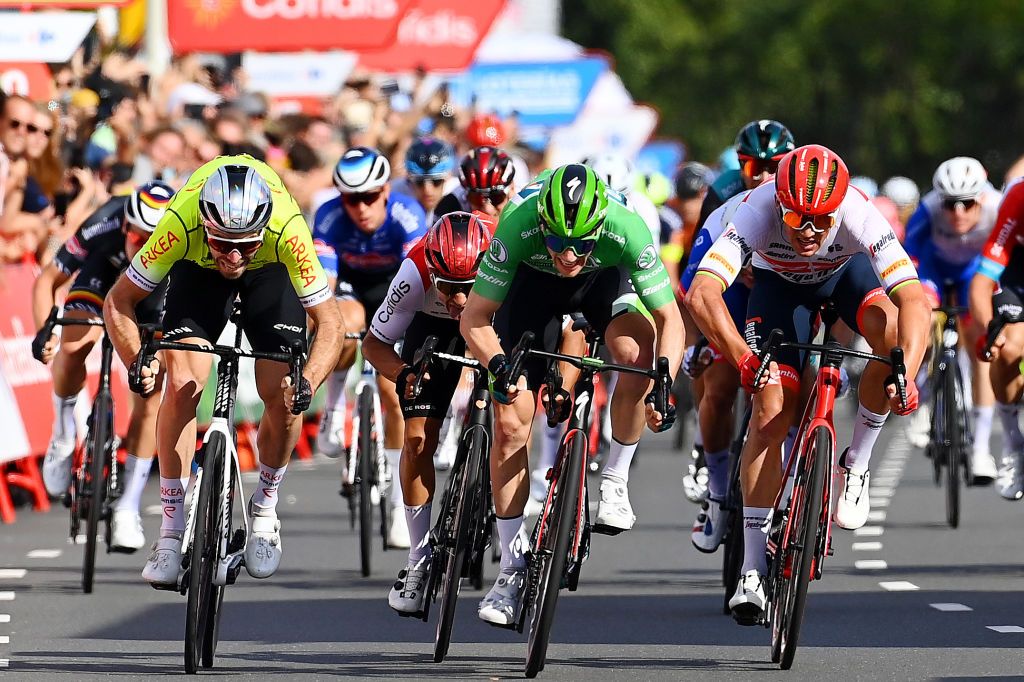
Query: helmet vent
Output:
[[823, 160, 839, 201], [804, 158, 819, 204]]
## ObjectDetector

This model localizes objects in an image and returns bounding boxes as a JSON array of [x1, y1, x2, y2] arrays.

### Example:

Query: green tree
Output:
[[563, 0, 1024, 184]]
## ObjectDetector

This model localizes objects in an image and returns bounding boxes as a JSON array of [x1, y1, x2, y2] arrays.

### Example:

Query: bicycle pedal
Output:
[[148, 580, 179, 592], [591, 523, 624, 536]]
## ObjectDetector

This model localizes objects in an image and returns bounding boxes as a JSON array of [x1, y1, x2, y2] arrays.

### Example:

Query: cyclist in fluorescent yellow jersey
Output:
[[104, 155, 344, 587]]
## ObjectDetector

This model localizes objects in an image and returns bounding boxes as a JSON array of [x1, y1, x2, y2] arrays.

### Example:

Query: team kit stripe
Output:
[[66, 290, 105, 307]]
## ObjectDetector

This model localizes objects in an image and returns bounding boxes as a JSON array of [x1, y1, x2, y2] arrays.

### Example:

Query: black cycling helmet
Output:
[[735, 119, 795, 160]]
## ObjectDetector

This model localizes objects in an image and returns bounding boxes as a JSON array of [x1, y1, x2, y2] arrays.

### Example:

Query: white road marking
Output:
[[870, 497, 891, 507], [0, 614, 9, 622], [854, 526, 884, 536], [879, 581, 918, 591], [868, 510, 887, 522], [986, 625, 1024, 633], [0, 592, 13, 601], [855, 560, 888, 570], [0, 636, 8, 644], [930, 603, 973, 612], [852, 541, 883, 551], [242, 472, 259, 482], [0, 658, 8, 668], [144, 505, 163, 517], [0, 570, 25, 580], [26, 549, 61, 559]]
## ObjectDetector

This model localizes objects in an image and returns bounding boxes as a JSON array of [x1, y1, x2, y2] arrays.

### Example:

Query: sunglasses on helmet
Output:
[[941, 197, 978, 211], [779, 205, 838, 234], [468, 187, 508, 206], [342, 190, 384, 207], [431, 274, 474, 297]]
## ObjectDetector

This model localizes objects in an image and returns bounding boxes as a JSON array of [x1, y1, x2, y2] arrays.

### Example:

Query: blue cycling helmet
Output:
[[405, 136, 455, 178], [333, 147, 390, 193]]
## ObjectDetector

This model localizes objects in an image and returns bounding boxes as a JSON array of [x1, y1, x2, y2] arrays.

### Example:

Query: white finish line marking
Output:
[[0, 636, 8, 644], [930, 603, 972, 612], [0, 614, 9, 622], [852, 542, 883, 551], [0, 658, 8, 668], [26, 549, 60, 559], [855, 560, 888, 570], [0, 592, 14, 601], [868, 510, 886, 522], [987, 625, 1024, 633], [870, 498, 891, 507], [879, 581, 918, 591], [854, 526, 884, 536], [0, 569, 26, 580]]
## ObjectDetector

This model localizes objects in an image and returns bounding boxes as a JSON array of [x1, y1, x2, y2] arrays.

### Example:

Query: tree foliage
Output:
[[563, 0, 1024, 183]]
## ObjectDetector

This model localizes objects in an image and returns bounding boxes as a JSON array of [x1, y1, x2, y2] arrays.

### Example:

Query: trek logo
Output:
[[284, 234, 319, 287], [870, 231, 896, 255], [375, 280, 412, 323], [138, 231, 181, 268]]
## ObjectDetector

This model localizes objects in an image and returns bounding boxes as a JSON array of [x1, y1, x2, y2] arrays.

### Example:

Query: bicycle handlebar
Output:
[[407, 336, 482, 400], [32, 306, 105, 362]]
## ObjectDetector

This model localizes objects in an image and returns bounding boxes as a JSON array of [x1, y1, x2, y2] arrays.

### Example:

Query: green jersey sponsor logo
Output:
[[636, 244, 658, 270], [489, 238, 508, 263]]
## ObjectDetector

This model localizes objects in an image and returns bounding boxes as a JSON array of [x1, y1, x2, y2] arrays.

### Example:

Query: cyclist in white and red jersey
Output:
[[969, 176, 1024, 500], [686, 144, 930, 624], [361, 211, 493, 617]]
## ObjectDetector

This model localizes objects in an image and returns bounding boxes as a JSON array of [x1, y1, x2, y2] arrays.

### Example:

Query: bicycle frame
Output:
[[345, 355, 388, 503]]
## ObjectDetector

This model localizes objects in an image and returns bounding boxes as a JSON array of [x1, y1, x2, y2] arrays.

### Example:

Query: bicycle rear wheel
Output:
[[525, 431, 586, 678], [771, 426, 827, 670], [82, 395, 111, 594], [185, 433, 225, 674], [357, 387, 374, 577], [944, 361, 961, 528], [434, 428, 482, 662]]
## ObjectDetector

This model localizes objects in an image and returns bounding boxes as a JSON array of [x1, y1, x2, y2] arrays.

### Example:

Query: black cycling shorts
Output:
[[161, 260, 306, 353], [65, 258, 166, 325], [493, 266, 634, 392], [337, 269, 398, 325], [398, 312, 466, 420], [745, 254, 885, 385]]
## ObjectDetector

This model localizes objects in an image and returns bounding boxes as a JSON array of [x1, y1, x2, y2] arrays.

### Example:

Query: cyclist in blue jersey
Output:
[[313, 146, 427, 548]]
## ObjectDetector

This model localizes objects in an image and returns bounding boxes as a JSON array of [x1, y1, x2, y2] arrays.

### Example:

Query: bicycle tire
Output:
[[202, 442, 234, 668], [945, 359, 961, 528], [721, 497, 744, 615], [357, 387, 374, 577], [773, 426, 828, 670], [468, 468, 491, 591], [185, 434, 224, 674], [82, 394, 111, 594], [525, 431, 586, 678], [434, 428, 482, 662]]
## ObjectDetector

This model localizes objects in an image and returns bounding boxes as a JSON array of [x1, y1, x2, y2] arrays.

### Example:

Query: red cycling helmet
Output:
[[776, 144, 850, 215], [425, 211, 493, 281], [458, 146, 515, 191], [466, 113, 506, 147]]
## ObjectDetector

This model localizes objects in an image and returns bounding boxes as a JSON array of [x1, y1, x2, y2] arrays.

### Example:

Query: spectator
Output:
[[1, 95, 50, 263], [132, 126, 187, 187]]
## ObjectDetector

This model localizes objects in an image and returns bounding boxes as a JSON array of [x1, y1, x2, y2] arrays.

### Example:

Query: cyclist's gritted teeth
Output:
[[550, 248, 587, 274]]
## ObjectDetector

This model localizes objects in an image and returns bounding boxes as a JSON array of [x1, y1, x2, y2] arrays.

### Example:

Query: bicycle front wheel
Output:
[[357, 387, 374, 577], [771, 425, 828, 670], [526, 431, 586, 678], [82, 394, 111, 594], [185, 434, 225, 674], [944, 360, 961, 528]]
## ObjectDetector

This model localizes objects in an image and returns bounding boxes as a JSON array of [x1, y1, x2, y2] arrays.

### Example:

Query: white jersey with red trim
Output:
[[369, 240, 449, 345], [696, 182, 919, 294]]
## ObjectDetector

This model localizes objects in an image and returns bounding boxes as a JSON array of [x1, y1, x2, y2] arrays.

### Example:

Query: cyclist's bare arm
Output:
[[362, 332, 406, 384], [460, 293, 504, 369], [890, 280, 931, 377], [103, 275, 149, 369], [968, 271, 999, 337], [303, 298, 345, 389], [31, 261, 71, 330], [651, 299, 685, 377], [685, 273, 751, 367]]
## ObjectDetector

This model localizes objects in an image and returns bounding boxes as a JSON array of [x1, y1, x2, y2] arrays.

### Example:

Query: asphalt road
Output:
[[1, 406, 1023, 680]]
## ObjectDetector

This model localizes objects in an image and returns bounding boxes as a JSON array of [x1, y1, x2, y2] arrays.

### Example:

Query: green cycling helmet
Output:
[[735, 119, 795, 160], [538, 164, 608, 240]]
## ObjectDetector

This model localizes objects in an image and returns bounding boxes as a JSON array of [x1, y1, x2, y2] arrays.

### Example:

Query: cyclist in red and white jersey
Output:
[[686, 144, 930, 623], [361, 211, 493, 616], [969, 175, 1024, 500]]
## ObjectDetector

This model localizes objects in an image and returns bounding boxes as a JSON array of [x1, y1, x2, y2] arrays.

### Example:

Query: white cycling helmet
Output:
[[333, 147, 390, 193], [933, 157, 987, 200], [582, 153, 635, 195], [199, 165, 273, 235], [880, 176, 920, 209], [850, 175, 879, 198], [124, 180, 174, 233]]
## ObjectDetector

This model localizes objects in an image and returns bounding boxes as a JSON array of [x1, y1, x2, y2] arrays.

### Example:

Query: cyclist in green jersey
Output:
[[461, 164, 685, 625]]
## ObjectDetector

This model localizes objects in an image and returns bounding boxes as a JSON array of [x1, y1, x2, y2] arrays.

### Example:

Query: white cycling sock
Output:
[[51, 392, 78, 443], [973, 405, 995, 454], [997, 402, 1024, 452], [251, 462, 288, 511], [496, 515, 528, 570], [114, 454, 152, 513], [705, 448, 730, 501], [539, 422, 561, 473], [406, 503, 432, 562], [158, 476, 188, 538], [385, 448, 403, 507], [602, 438, 639, 483], [844, 404, 888, 474], [740, 506, 771, 575]]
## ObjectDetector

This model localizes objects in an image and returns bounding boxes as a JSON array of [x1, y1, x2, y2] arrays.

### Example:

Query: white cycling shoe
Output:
[[594, 477, 636, 535], [835, 458, 871, 530], [996, 451, 1024, 501], [245, 504, 282, 579], [142, 535, 183, 587], [691, 497, 726, 553], [42, 438, 75, 498], [905, 404, 931, 449], [388, 558, 429, 616], [111, 509, 145, 553], [970, 448, 997, 485], [478, 566, 527, 627], [388, 503, 411, 549], [315, 409, 344, 459], [729, 570, 766, 625]]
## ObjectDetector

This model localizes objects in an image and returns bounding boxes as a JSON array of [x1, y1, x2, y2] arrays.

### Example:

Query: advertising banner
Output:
[[0, 62, 53, 101], [243, 51, 358, 96], [168, 0, 416, 54], [0, 11, 96, 63], [358, 0, 506, 72]]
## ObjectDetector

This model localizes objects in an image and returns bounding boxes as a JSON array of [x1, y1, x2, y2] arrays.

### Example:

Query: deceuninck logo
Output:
[[187, 0, 238, 28]]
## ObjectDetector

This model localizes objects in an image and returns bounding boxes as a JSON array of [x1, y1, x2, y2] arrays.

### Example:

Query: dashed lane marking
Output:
[[0, 592, 13, 601], [0, 614, 9, 622], [986, 625, 1024, 633], [854, 526, 884, 536], [0, 658, 8, 668], [930, 603, 973, 612], [26, 549, 60, 559], [870, 497, 891, 507], [868, 510, 886, 522], [879, 581, 918, 591], [0, 570, 26, 580], [0, 636, 8, 644], [854, 560, 888, 570], [144, 505, 163, 517], [852, 542, 883, 551]]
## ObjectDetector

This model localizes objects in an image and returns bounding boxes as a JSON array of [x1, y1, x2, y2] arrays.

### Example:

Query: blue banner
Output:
[[449, 57, 608, 129]]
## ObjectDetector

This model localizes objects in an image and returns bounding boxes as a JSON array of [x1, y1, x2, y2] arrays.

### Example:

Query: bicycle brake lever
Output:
[[753, 329, 782, 389], [411, 336, 438, 400], [31, 306, 60, 362], [889, 346, 907, 409]]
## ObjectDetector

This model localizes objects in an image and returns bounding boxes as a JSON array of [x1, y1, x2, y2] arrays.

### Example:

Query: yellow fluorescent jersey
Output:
[[126, 155, 332, 309]]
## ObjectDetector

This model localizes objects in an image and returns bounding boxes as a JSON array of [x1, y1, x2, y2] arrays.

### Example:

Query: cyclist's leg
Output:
[[990, 283, 1024, 498], [317, 284, 364, 457]]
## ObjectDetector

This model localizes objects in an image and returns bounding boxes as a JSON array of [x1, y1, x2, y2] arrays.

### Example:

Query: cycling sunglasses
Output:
[[206, 232, 264, 257], [431, 274, 474, 297], [941, 197, 978, 211], [779, 205, 837, 234], [124, 227, 149, 248], [342, 190, 384, 206], [738, 155, 782, 178], [543, 232, 598, 256], [412, 177, 445, 188], [468, 187, 508, 206]]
